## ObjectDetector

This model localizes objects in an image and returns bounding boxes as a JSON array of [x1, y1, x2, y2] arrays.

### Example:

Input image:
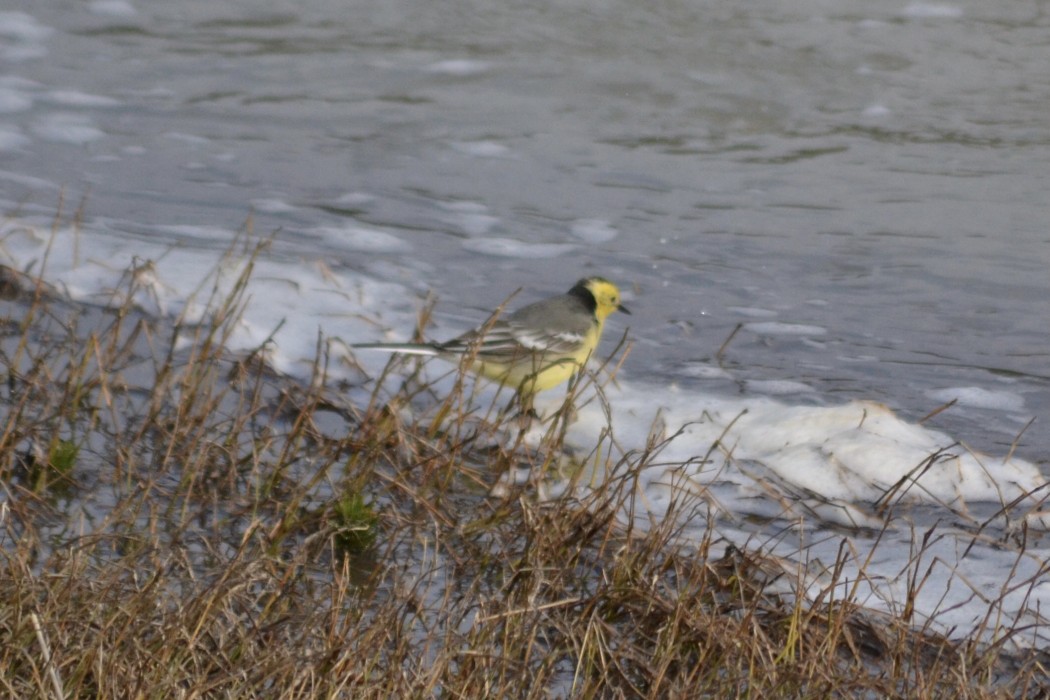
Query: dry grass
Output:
[[1, 238, 1048, 698]]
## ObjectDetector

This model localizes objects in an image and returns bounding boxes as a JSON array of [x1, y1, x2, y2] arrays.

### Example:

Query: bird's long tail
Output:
[[351, 342, 443, 357]]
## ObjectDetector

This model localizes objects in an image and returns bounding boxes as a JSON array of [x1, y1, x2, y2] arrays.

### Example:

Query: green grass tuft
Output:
[[331, 492, 378, 555]]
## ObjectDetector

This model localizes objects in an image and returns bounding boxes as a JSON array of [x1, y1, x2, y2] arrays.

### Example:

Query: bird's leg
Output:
[[505, 393, 537, 432]]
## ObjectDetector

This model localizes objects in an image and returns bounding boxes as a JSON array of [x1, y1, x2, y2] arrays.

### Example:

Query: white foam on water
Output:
[[744, 379, 815, 395], [43, 90, 122, 108], [0, 12, 53, 62], [333, 191, 376, 207], [462, 237, 577, 258], [0, 12, 55, 42], [150, 223, 237, 245], [544, 388, 1043, 508], [679, 362, 732, 380], [727, 306, 778, 318], [88, 0, 139, 17], [927, 386, 1026, 413], [901, 3, 963, 19], [308, 225, 412, 254], [570, 219, 619, 245], [250, 198, 299, 214], [440, 201, 500, 237], [424, 59, 491, 77], [744, 321, 827, 336], [449, 141, 512, 158], [862, 103, 892, 118], [0, 220, 411, 378]]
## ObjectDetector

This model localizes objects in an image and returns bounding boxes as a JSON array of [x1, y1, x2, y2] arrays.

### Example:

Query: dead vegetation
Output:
[[1, 240, 1048, 698]]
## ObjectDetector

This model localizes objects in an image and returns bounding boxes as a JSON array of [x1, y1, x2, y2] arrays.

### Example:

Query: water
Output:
[[3, 0, 1049, 644]]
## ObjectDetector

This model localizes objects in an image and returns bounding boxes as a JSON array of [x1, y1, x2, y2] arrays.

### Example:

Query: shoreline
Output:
[[1, 258, 1048, 696]]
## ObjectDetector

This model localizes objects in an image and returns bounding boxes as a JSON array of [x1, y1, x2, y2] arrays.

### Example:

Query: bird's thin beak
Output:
[[618, 303, 631, 315]]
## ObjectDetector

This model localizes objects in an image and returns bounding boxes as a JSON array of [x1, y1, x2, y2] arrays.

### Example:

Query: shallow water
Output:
[[2, 0, 1050, 647], [5, 0, 1046, 457]]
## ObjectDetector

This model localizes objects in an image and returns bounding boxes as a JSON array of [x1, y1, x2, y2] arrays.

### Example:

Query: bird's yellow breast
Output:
[[474, 321, 602, 396]]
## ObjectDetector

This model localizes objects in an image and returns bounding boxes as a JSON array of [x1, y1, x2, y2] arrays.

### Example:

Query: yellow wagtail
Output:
[[353, 277, 629, 405]]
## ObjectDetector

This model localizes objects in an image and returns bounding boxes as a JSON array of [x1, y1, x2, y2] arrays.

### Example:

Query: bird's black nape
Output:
[[566, 277, 602, 314]]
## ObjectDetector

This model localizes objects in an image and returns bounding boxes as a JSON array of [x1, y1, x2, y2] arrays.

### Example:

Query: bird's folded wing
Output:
[[440, 322, 585, 359]]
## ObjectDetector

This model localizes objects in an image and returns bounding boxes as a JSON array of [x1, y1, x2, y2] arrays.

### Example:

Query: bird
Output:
[[352, 277, 630, 407]]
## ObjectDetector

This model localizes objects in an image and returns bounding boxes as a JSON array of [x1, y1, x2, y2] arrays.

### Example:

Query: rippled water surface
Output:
[[2, 0, 1049, 458]]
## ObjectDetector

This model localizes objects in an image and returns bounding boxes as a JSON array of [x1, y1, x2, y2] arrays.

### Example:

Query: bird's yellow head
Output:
[[572, 277, 630, 322]]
